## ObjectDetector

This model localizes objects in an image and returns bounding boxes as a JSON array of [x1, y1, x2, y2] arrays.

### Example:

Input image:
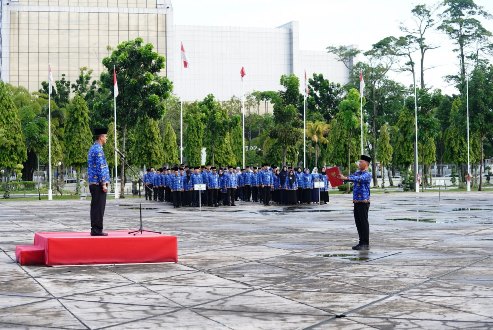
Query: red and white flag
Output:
[[181, 42, 188, 68], [359, 70, 365, 96], [113, 67, 119, 98], [240, 66, 246, 80], [48, 64, 55, 94]]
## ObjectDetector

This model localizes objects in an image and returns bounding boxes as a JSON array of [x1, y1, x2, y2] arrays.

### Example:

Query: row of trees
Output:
[[1, 0, 492, 195]]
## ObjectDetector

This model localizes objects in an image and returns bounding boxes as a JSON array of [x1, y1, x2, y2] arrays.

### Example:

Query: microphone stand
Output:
[[115, 150, 161, 235]]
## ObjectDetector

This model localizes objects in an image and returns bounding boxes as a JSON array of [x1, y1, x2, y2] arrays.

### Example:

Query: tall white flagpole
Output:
[[113, 66, 119, 199], [466, 75, 471, 192], [48, 65, 53, 201], [359, 70, 364, 155], [413, 71, 419, 193], [303, 70, 307, 168], [242, 73, 245, 169], [180, 100, 183, 164], [180, 42, 188, 165]]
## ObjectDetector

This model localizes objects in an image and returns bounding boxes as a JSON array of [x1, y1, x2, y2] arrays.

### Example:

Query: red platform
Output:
[[16, 231, 178, 266]]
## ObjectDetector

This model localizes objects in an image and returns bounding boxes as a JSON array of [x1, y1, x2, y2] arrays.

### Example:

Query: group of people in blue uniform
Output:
[[142, 164, 330, 208]]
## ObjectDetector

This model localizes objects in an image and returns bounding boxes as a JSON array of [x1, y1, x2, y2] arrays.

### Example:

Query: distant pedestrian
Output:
[[338, 155, 372, 250]]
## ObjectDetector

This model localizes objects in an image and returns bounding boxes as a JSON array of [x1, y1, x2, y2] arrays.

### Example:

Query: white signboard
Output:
[[435, 179, 446, 187], [194, 184, 207, 191], [313, 181, 324, 188]]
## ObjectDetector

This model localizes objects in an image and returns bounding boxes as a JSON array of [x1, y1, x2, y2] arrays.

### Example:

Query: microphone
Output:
[[115, 148, 125, 159]]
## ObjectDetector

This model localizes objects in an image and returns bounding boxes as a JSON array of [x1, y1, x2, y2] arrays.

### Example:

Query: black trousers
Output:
[[208, 189, 219, 206], [145, 184, 153, 200], [159, 187, 165, 202], [172, 190, 182, 207], [165, 187, 171, 202], [262, 186, 271, 205], [252, 186, 258, 202], [297, 188, 302, 203], [153, 187, 158, 201], [354, 202, 370, 245], [90, 184, 107, 233], [227, 188, 236, 205], [243, 185, 251, 201]]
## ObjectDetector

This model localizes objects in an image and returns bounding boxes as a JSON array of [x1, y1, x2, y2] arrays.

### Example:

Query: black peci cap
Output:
[[93, 127, 108, 136], [360, 154, 372, 163]]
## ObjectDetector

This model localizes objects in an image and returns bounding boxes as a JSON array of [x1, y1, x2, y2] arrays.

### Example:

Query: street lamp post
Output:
[[413, 73, 419, 193], [466, 76, 471, 192]]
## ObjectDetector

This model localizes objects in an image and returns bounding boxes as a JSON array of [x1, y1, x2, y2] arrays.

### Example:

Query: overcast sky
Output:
[[171, 0, 493, 95]]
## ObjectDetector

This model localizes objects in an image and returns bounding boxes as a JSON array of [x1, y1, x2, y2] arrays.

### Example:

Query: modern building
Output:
[[0, 0, 171, 92], [1, 0, 350, 101]]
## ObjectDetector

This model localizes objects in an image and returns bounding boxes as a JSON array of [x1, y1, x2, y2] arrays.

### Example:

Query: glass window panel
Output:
[[138, 14, 147, 31], [119, 31, 128, 41], [129, 15, 139, 31], [19, 34, 29, 50], [109, 13, 118, 30], [119, 13, 129, 29], [59, 12, 69, 30], [29, 36, 40, 52]]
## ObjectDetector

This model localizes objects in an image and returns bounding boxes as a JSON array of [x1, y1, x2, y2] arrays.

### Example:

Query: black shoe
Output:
[[352, 244, 369, 250], [91, 231, 108, 236]]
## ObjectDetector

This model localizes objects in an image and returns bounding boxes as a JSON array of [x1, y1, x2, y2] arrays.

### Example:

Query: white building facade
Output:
[[1, 0, 350, 100]]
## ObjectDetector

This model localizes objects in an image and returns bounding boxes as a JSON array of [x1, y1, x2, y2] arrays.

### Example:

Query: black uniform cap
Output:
[[360, 154, 372, 163], [93, 127, 108, 135]]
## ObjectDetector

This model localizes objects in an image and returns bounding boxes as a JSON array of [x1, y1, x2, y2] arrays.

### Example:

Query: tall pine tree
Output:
[[0, 82, 27, 174]]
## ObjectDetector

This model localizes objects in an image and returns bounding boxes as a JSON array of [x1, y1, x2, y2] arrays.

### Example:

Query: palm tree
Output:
[[306, 121, 330, 168]]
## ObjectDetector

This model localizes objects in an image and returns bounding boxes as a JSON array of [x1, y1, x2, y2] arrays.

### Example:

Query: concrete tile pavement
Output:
[[0, 191, 492, 329]]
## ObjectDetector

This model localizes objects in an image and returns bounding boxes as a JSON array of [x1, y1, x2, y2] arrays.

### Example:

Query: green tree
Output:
[[443, 98, 467, 171], [11, 86, 48, 181], [230, 115, 243, 166], [184, 103, 204, 166], [130, 116, 164, 168], [439, 0, 493, 90], [362, 37, 399, 186], [0, 82, 27, 177], [327, 89, 361, 178], [420, 136, 436, 186], [216, 131, 236, 167], [468, 64, 493, 190], [306, 121, 330, 168], [271, 74, 303, 165], [72, 67, 97, 98], [377, 123, 393, 188], [306, 73, 344, 122], [200, 94, 229, 166], [162, 121, 179, 165], [100, 37, 173, 196], [39, 73, 71, 108], [64, 95, 93, 194], [399, 4, 439, 89], [393, 108, 415, 170]]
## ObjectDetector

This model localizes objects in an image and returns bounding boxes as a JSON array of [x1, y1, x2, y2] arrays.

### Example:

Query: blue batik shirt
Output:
[[87, 142, 110, 185], [349, 170, 371, 202]]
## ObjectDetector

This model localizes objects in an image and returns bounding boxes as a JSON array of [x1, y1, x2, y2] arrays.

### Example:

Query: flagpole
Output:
[[113, 66, 119, 199], [359, 93, 364, 155], [48, 65, 53, 201], [242, 76, 245, 169], [359, 70, 364, 155], [303, 71, 307, 168], [180, 100, 183, 164]]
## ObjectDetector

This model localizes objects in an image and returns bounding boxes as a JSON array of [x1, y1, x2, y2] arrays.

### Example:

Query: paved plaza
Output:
[[0, 191, 492, 329]]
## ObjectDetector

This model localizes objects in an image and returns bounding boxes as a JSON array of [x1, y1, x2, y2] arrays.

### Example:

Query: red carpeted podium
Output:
[[16, 231, 178, 266]]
